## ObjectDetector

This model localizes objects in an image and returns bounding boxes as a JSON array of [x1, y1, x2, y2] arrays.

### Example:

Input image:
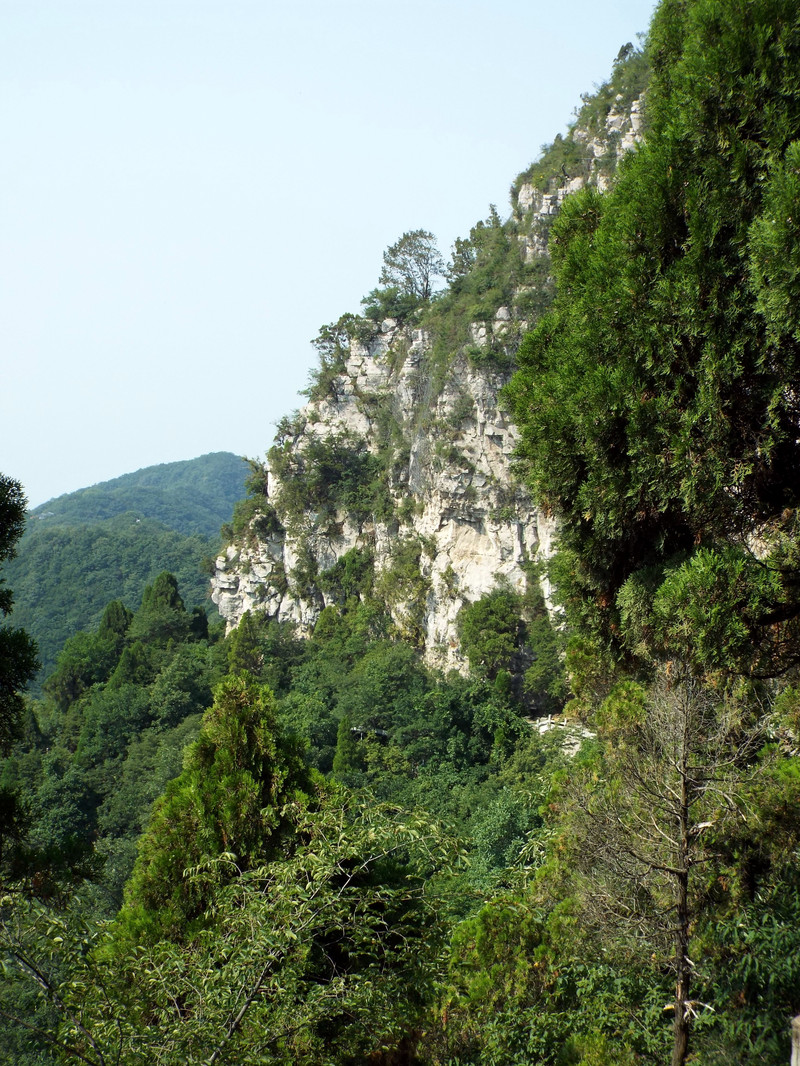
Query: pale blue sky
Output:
[[2, 0, 657, 507]]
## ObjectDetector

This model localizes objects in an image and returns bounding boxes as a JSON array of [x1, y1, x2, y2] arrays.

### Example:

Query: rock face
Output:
[[212, 324, 553, 674], [514, 89, 646, 261], [212, 82, 646, 673]]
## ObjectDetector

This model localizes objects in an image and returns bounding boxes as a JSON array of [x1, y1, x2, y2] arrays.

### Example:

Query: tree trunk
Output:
[[672, 867, 691, 1066], [672, 718, 691, 1066], [791, 1015, 800, 1066], [672, 960, 689, 1066]]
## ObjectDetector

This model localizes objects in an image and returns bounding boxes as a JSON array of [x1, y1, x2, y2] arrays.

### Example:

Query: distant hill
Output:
[[29, 452, 249, 539], [8, 452, 249, 684]]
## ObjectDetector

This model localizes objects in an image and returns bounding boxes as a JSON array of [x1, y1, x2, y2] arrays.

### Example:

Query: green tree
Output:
[[9, 798, 456, 1066], [331, 714, 361, 783], [305, 313, 363, 401], [98, 598, 132, 640], [458, 589, 525, 682], [379, 229, 445, 303], [44, 624, 125, 711], [0, 475, 39, 889], [227, 609, 267, 676], [445, 235, 477, 284], [2, 669, 459, 1064], [0, 475, 38, 755], [504, 0, 800, 679], [115, 674, 311, 944], [148, 642, 214, 729]]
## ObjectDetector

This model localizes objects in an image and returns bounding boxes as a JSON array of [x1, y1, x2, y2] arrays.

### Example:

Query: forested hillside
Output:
[[7, 453, 248, 682], [29, 453, 248, 537], [2, 2, 800, 1064]]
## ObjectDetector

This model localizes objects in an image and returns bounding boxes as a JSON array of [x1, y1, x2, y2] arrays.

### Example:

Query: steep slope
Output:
[[212, 51, 648, 675]]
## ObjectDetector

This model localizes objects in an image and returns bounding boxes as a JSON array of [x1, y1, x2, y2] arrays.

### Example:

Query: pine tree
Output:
[[115, 673, 311, 943], [505, 0, 800, 678]]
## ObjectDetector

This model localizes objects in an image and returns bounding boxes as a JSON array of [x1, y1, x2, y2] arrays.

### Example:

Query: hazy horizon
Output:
[[3, 0, 657, 507]]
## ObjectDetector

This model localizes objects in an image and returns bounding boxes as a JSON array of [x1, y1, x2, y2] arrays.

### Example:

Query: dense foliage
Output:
[[0, 476, 39, 756], [6, 453, 247, 683], [0, 582, 557, 1062], [28, 453, 248, 537], [504, 0, 800, 686], [499, 0, 800, 1062], [3, 3, 800, 1064]]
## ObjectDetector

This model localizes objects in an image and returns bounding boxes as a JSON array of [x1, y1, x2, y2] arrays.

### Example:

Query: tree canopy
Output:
[[504, 0, 800, 683], [378, 229, 445, 303], [0, 475, 38, 755]]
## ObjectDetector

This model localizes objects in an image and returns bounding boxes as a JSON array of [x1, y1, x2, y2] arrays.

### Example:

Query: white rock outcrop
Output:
[[211, 316, 557, 673], [211, 89, 645, 672]]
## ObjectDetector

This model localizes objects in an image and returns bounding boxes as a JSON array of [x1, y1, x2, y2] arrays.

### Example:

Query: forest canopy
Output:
[[504, 0, 800, 685]]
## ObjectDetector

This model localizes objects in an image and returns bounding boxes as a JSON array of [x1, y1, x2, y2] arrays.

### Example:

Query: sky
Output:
[[2, 0, 657, 507]]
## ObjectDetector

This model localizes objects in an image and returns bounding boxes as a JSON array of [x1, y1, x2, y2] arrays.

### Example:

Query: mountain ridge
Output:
[[8, 452, 248, 682], [210, 52, 648, 680], [30, 451, 248, 539]]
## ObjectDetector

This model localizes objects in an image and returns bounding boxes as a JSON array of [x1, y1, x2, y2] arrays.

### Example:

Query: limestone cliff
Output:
[[213, 322, 555, 674], [212, 53, 648, 675]]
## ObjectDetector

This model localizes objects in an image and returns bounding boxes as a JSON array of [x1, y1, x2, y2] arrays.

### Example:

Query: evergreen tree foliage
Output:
[[0, 473, 39, 928], [458, 589, 526, 682], [505, 0, 800, 680], [0, 475, 38, 755], [115, 674, 312, 944], [331, 715, 361, 782]]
